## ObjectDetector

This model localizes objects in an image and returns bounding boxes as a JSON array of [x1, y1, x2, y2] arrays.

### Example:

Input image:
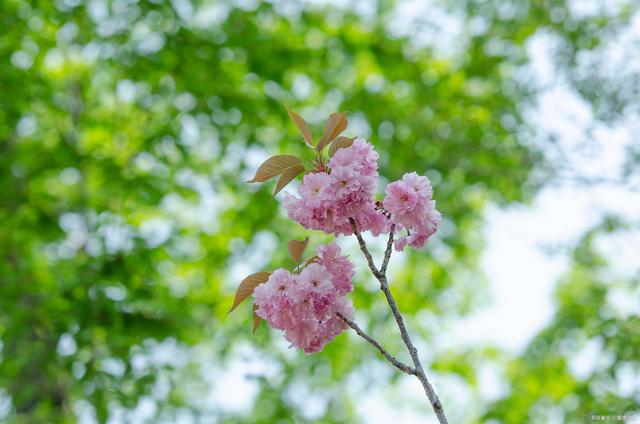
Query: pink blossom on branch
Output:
[[283, 139, 389, 236], [316, 242, 355, 295], [240, 111, 449, 423], [253, 243, 355, 353], [250, 137, 442, 349], [383, 172, 442, 251]]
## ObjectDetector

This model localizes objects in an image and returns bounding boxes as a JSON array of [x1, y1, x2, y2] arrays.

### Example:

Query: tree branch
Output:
[[348, 217, 380, 277], [380, 224, 395, 275], [349, 220, 448, 424], [337, 312, 417, 376], [378, 275, 448, 423]]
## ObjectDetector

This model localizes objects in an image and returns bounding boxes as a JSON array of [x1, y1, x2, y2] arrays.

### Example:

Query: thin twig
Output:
[[349, 219, 448, 424], [380, 224, 395, 275], [348, 217, 380, 277], [337, 313, 417, 376]]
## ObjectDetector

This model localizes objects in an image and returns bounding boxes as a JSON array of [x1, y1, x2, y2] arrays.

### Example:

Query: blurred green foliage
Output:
[[484, 218, 640, 423], [0, 0, 638, 423]]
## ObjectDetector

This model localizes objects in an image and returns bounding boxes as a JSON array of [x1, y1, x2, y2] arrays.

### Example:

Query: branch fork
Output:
[[340, 218, 448, 424]]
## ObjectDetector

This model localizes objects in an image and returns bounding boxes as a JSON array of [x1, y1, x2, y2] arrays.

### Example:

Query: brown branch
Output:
[[380, 224, 395, 275], [348, 217, 380, 278], [337, 312, 417, 376], [378, 275, 448, 423], [349, 221, 448, 424]]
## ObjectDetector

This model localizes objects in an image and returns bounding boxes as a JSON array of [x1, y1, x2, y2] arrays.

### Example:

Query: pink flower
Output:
[[299, 263, 334, 296], [401, 171, 433, 200], [252, 243, 357, 354], [299, 172, 332, 204], [383, 173, 441, 251], [393, 236, 408, 252], [383, 179, 420, 217], [330, 167, 361, 198], [317, 242, 355, 295], [251, 134, 447, 353], [283, 139, 387, 237], [329, 139, 378, 177], [253, 269, 298, 329]]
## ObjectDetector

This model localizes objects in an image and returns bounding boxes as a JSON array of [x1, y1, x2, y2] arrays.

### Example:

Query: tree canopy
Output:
[[1, 0, 638, 422]]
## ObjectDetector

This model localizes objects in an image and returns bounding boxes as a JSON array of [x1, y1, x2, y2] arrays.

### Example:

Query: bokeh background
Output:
[[1, 0, 639, 423]]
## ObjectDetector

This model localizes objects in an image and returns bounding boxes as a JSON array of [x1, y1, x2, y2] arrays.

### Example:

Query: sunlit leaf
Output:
[[273, 164, 305, 195], [328, 136, 355, 157], [247, 155, 303, 183], [229, 272, 271, 313], [287, 237, 309, 264], [317, 112, 347, 151], [287, 108, 314, 147]]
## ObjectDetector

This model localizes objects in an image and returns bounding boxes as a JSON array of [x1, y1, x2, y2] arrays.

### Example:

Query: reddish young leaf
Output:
[[247, 155, 303, 183], [317, 112, 347, 151], [229, 272, 271, 313], [287, 109, 314, 147], [328, 136, 355, 157], [252, 303, 261, 333], [287, 237, 309, 264], [273, 164, 305, 196]]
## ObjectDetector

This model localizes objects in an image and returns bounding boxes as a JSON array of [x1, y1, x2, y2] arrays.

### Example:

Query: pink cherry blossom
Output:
[[330, 167, 360, 198], [299, 263, 334, 296], [257, 144, 444, 348], [401, 171, 433, 200], [298, 172, 332, 203], [383, 173, 442, 251], [316, 242, 355, 295], [384, 178, 420, 217], [252, 243, 355, 354], [283, 139, 386, 236], [329, 139, 378, 177]]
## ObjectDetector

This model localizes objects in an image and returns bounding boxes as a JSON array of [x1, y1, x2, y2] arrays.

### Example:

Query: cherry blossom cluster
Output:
[[252, 243, 355, 353], [236, 112, 443, 354], [234, 113, 450, 421], [283, 139, 441, 251], [284, 139, 389, 236], [383, 172, 442, 251]]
